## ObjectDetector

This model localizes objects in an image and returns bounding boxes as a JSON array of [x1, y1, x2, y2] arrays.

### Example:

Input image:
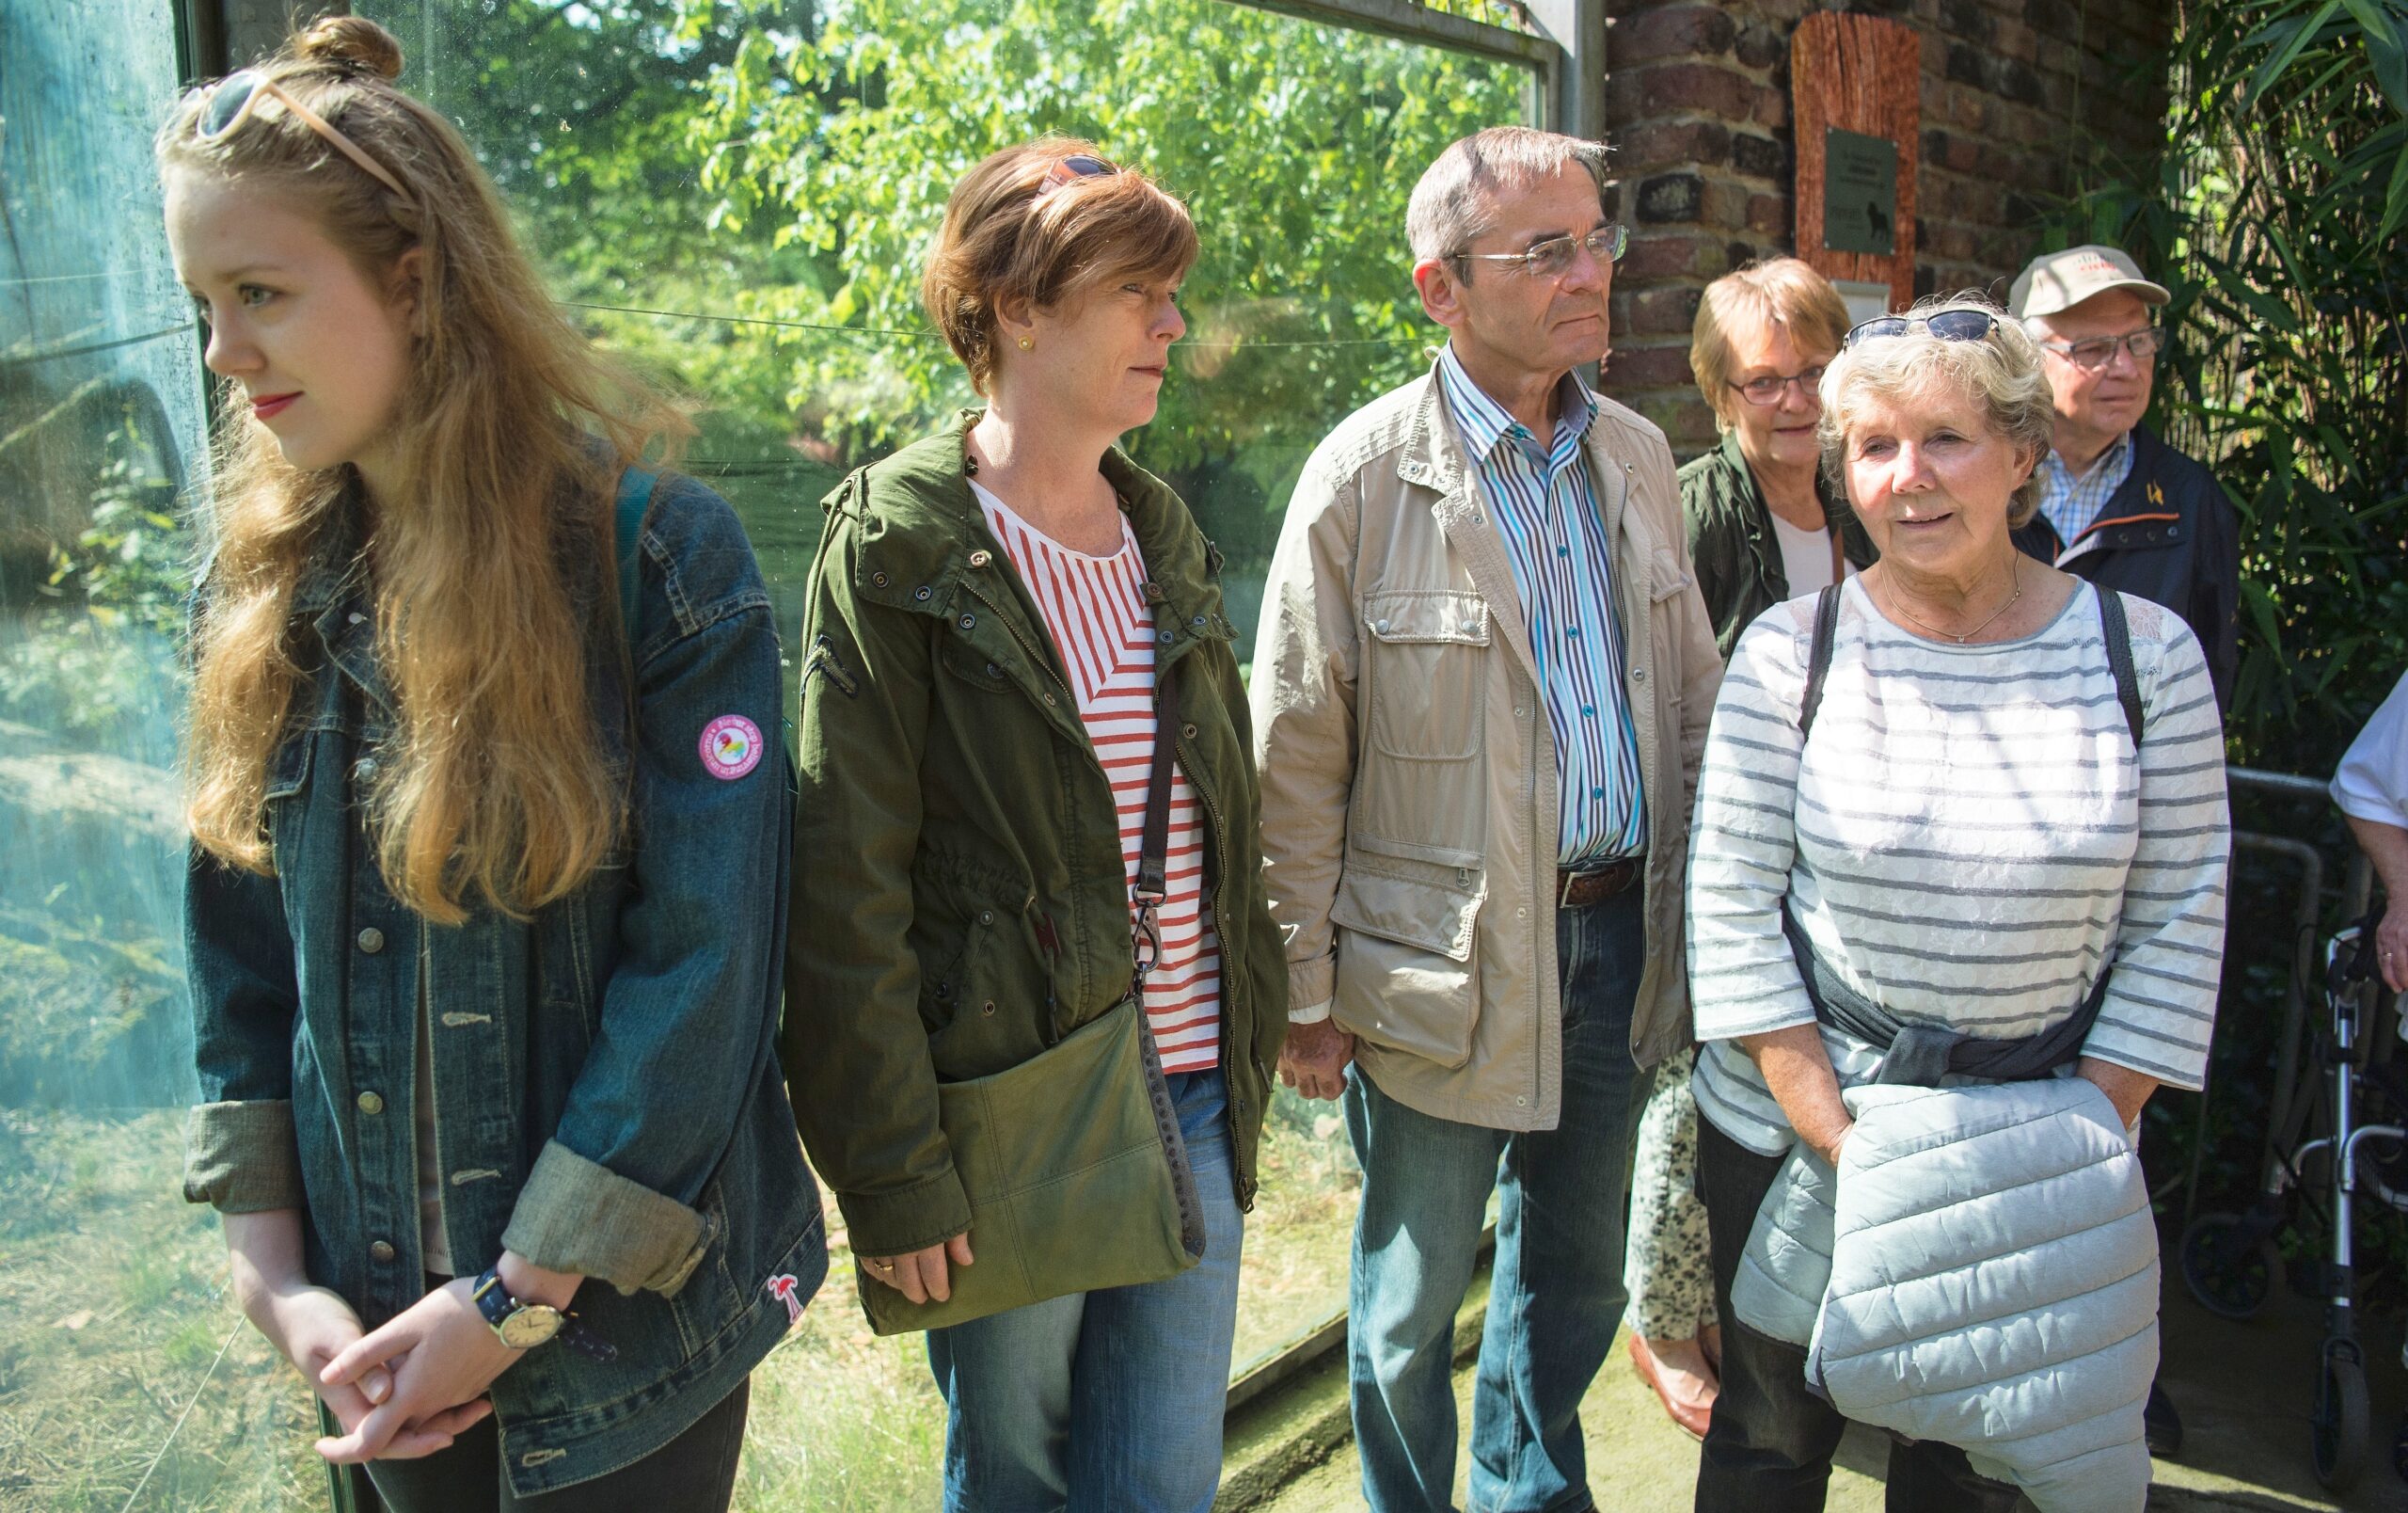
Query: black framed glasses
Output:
[[1454, 224, 1628, 279], [1729, 366, 1827, 406], [2036, 327, 2164, 369], [1843, 309, 2000, 348], [197, 70, 411, 201]]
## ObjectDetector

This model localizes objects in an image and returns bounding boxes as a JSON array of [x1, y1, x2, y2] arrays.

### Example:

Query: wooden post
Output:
[[1792, 12, 1920, 316]]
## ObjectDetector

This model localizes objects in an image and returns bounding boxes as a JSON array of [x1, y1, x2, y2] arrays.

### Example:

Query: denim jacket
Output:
[[182, 470, 826, 1496]]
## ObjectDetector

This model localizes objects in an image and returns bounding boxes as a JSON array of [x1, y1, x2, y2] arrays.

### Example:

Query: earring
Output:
[[1017, 336, 1033, 351]]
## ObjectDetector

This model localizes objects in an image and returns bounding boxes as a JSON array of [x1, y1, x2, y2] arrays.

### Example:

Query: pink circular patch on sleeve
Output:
[[699, 714, 765, 780]]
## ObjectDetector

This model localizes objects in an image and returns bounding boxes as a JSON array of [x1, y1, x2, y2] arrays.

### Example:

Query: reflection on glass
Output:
[[0, 2, 303, 1510]]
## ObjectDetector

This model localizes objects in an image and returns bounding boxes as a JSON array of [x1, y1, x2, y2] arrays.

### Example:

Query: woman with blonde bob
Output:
[[165, 18, 821, 1509], [1684, 295, 2228, 1508], [782, 138, 1284, 1508]]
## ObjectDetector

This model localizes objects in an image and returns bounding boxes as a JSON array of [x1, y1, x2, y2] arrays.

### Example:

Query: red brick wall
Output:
[[1597, 0, 2173, 456]]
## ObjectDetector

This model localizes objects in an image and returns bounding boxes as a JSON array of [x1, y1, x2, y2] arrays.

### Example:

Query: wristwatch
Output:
[[470, 1267, 618, 1362]]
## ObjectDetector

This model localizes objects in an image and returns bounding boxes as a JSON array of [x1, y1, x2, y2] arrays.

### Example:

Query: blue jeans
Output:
[[1345, 890, 1647, 1513], [926, 1068, 1245, 1512]]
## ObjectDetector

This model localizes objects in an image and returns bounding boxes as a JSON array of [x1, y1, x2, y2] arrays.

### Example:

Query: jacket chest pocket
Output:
[[1362, 591, 1489, 762]]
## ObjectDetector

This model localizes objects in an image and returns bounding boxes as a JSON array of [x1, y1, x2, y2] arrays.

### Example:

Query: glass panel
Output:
[[0, 4, 282, 1510], [366, 0, 1530, 1501]]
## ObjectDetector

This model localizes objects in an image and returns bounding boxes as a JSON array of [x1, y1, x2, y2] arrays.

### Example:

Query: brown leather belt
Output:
[[1557, 857, 1643, 909]]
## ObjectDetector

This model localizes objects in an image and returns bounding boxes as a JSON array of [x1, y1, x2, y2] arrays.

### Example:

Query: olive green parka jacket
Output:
[[1679, 432, 1877, 660], [780, 415, 1287, 1260]]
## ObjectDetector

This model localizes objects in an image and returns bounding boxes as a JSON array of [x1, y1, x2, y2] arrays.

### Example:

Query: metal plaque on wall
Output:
[[1822, 128, 1899, 256]]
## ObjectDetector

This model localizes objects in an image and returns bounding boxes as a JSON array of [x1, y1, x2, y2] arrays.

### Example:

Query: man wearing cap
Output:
[[2009, 244, 2242, 710], [2013, 245, 2241, 1462]]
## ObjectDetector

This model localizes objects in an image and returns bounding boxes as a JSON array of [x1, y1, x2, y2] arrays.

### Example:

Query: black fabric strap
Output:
[[2096, 586, 2145, 749], [1798, 583, 1844, 741]]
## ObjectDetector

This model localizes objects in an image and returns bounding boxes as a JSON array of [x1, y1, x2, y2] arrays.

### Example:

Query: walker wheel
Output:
[[2311, 1336, 2370, 1492], [2178, 1211, 2277, 1320]]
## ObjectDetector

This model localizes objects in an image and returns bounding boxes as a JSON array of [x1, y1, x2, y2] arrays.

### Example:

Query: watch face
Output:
[[499, 1305, 564, 1349]]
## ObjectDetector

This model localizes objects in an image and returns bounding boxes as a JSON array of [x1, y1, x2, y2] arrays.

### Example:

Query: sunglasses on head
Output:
[[1843, 309, 2000, 349], [197, 70, 411, 202], [1036, 153, 1115, 198]]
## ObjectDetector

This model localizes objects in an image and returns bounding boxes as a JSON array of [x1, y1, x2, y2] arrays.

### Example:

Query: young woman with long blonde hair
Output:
[[163, 18, 821, 1508]]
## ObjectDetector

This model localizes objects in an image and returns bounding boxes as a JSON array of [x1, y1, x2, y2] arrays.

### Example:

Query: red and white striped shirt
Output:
[[972, 483, 1222, 1073]]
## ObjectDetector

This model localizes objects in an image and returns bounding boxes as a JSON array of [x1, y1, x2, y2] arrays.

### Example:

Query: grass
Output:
[[0, 1091, 1360, 1511]]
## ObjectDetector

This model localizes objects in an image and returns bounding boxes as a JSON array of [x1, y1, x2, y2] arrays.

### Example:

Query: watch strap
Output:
[[470, 1267, 617, 1362]]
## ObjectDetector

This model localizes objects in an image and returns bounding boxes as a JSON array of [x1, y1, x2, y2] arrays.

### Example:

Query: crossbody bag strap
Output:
[[1133, 656, 1182, 991], [614, 465, 658, 638], [1798, 583, 1844, 741], [2095, 586, 2145, 750]]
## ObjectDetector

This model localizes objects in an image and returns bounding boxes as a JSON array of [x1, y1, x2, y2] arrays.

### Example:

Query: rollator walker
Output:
[[2179, 911, 2405, 1491]]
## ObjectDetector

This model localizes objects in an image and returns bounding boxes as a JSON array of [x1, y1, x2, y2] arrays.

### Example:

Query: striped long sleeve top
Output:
[[1687, 578, 2229, 1155]]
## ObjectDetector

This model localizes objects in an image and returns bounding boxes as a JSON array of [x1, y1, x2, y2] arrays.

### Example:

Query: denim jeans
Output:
[[1691, 1115, 2025, 1513], [925, 1067, 1244, 1512], [1345, 890, 1647, 1513], [365, 1378, 749, 1513]]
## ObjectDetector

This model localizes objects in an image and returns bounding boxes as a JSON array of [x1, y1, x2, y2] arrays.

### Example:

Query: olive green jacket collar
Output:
[[1679, 430, 1877, 660]]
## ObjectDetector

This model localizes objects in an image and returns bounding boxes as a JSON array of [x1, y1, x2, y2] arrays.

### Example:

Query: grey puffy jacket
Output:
[[1734, 1077, 2159, 1513]]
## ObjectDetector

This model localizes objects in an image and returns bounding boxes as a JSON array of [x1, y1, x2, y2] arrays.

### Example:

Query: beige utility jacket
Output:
[[1250, 364, 1722, 1130]]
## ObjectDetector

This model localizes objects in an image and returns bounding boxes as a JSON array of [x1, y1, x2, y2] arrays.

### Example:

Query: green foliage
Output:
[[2045, 0, 2408, 772], [690, 0, 1521, 557]]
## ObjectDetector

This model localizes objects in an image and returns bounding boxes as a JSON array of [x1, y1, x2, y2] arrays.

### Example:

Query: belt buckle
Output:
[[1558, 868, 1584, 908]]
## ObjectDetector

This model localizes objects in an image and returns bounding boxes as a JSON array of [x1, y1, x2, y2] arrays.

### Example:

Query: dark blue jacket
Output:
[[2013, 423, 2241, 712], [182, 470, 825, 1495]]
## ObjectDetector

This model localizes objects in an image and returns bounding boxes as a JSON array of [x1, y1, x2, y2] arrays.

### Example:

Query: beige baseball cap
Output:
[[2007, 244, 2170, 320]]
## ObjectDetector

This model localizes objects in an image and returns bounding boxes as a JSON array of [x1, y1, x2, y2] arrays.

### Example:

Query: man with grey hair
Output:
[[1251, 125, 1720, 1511]]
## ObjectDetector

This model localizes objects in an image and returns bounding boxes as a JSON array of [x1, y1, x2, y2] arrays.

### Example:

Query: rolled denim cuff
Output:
[[1287, 952, 1334, 1013], [501, 1140, 714, 1298], [183, 1100, 307, 1213], [834, 1168, 972, 1261]]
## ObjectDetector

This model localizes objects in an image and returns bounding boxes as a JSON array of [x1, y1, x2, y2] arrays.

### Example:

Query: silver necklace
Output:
[[1880, 553, 2021, 644]]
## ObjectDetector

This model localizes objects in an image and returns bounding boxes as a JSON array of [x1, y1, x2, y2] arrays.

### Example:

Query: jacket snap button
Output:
[[970, 549, 991, 567], [1473, 512, 1485, 524], [1157, 629, 1174, 645], [914, 585, 932, 601], [370, 1239, 397, 1263], [980, 1000, 997, 1016], [1191, 615, 1206, 628], [1181, 723, 1198, 740], [1374, 618, 1390, 633], [978, 909, 994, 926], [871, 571, 888, 587], [986, 661, 1003, 678], [959, 613, 976, 630], [356, 1091, 385, 1116], [1515, 1095, 1529, 1107], [1630, 667, 1646, 682], [1043, 692, 1058, 708], [356, 927, 386, 955], [355, 757, 378, 780]]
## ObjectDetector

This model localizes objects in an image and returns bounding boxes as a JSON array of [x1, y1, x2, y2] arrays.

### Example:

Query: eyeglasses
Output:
[[197, 70, 411, 202], [1843, 310, 2000, 348], [2036, 327, 2164, 369], [1729, 367, 1827, 406], [1036, 153, 1115, 198], [1453, 224, 1629, 279]]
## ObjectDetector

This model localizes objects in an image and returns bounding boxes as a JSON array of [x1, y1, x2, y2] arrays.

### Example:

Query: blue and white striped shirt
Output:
[[2036, 431, 2134, 560], [1436, 344, 1647, 864]]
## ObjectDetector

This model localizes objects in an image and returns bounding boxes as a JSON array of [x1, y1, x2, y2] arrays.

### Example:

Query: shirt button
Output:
[[356, 927, 386, 954], [370, 1239, 397, 1264], [356, 1091, 385, 1116]]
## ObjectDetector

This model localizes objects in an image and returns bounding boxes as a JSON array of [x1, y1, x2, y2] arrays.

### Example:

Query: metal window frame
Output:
[[1221, 0, 1600, 138]]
